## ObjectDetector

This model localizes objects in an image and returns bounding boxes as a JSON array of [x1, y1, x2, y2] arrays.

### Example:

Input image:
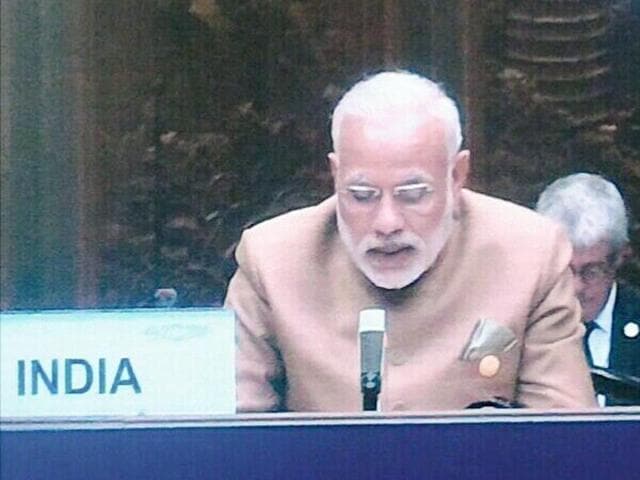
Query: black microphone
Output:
[[590, 367, 640, 405], [359, 308, 386, 411]]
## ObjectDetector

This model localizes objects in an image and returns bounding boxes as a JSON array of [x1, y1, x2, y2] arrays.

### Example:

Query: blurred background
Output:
[[1, 0, 639, 310]]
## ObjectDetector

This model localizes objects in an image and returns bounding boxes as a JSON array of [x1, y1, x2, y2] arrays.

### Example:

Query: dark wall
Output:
[[2, 0, 639, 309]]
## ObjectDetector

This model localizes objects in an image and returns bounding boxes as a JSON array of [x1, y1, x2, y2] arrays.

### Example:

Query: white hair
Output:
[[330, 71, 463, 160], [536, 173, 629, 253]]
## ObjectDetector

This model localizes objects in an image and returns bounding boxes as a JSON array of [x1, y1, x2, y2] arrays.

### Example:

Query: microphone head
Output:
[[358, 308, 385, 333], [154, 288, 178, 308]]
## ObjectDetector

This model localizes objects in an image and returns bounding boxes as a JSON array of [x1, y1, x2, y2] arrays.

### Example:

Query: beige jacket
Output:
[[225, 189, 596, 412]]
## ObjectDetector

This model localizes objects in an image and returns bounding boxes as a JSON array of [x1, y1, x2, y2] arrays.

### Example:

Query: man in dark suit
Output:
[[610, 283, 640, 378], [537, 173, 640, 405]]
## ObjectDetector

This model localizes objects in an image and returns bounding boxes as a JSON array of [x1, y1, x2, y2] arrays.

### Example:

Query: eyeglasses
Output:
[[570, 262, 614, 285], [341, 183, 434, 207]]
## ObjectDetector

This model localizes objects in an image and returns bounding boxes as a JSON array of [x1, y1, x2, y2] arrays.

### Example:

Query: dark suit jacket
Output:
[[606, 283, 640, 405]]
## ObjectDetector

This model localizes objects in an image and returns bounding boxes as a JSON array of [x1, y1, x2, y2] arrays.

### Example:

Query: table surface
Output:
[[2, 409, 640, 480]]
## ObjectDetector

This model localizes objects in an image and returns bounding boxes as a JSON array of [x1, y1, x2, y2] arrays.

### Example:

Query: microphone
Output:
[[153, 288, 178, 308], [359, 308, 386, 411], [137, 288, 178, 308], [590, 367, 640, 405]]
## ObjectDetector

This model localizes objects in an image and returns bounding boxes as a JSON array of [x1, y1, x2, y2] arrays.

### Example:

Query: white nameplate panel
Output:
[[0, 308, 236, 418]]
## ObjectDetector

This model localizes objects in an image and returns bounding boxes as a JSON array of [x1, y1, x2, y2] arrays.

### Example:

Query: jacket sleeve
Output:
[[516, 227, 597, 408], [224, 230, 285, 412]]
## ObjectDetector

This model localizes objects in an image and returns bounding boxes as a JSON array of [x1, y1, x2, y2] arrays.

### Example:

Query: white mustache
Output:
[[361, 235, 421, 253]]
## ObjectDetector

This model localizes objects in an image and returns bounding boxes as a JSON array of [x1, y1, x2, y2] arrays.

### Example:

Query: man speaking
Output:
[[224, 71, 596, 412]]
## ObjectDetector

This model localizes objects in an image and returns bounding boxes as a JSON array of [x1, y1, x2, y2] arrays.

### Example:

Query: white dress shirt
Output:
[[587, 282, 617, 406], [588, 282, 616, 368]]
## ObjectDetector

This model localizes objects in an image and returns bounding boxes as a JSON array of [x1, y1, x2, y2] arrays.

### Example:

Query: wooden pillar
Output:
[[0, 0, 99, 309], [460, 0, 488, 189], [0, 0, 16, 309], [506, 0, 611, 127], [429, 0, 488, 188], [383, 0, 402, 67], [67, 0, 99, 307]]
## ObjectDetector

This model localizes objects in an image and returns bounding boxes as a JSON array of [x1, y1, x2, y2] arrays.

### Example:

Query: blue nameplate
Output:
[[0, 308, 236, 418]]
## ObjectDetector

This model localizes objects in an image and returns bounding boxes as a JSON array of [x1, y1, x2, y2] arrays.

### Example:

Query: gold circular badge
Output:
[[479, 355, 500, 378]]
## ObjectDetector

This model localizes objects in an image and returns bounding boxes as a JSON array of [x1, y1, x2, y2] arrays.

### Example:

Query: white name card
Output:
[[0, 308, 236, 418]]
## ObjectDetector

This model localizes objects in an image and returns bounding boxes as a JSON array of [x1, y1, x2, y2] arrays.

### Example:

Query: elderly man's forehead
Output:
[[572, 240, 613, 264], [336, 114, 447, 149]]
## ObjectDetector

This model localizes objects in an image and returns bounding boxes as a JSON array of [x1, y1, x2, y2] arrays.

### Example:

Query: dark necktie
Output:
[[583, 321, 598, 366]]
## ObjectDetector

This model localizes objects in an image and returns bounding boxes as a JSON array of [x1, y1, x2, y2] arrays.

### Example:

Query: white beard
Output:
[[337, 192, 455, 290]]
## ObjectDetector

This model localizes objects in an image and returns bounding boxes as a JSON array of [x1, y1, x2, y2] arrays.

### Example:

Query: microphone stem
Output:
[[362, 389, 378, 411], [361, 371, 381, 411]]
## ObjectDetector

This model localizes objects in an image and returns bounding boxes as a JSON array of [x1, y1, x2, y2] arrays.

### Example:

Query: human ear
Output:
[[328, 152, 339, 183], [451, 149, 470, 194], [613, 244, 632, 269]]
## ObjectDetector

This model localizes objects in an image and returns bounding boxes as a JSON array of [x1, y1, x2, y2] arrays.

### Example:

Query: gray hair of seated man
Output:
[[330, 70, 463, 161], [536, 173, 629, 255]]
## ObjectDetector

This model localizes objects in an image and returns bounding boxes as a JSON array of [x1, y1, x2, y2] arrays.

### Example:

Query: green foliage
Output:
[[97, 1, 640, 306], [99, 1, 337, 306]]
